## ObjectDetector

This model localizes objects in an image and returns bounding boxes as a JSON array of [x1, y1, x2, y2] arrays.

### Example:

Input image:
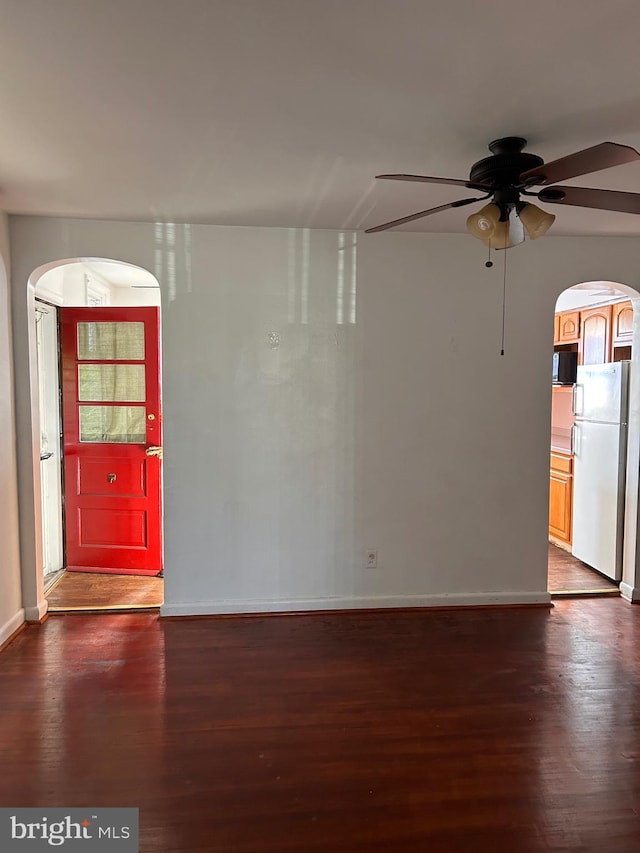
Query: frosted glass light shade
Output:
[[466, 203, 501, 240], [490, 210, 525, 250], [519, 202, 556, 239]]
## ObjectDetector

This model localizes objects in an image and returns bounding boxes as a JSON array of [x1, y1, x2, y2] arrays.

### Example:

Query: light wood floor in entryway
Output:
[[46, 572, 163, 611], [46, 547, 617, 611], [548, 543, 619, 596]]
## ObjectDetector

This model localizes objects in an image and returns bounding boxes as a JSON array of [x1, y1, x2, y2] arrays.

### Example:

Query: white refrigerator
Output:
[[571, 361, 630, 581]]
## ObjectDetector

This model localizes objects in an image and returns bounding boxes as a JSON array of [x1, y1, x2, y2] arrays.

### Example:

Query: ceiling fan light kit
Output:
[[517, 202, 556, 240], [466, 199, 555, 249], [466, 203, 501, 239], [366, 137, 640, 246], [483, 210, 525, 251]]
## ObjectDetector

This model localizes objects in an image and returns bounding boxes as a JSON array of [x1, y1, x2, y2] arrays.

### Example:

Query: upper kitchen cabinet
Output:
[[555, 311, 580, 344], [579, 305, 612, 365], [612, 300, 634, 345], [612, 300, 634, 362]]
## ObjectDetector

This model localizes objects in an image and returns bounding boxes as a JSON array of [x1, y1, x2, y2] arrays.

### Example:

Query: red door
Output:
[[60, 307, 162, 575]]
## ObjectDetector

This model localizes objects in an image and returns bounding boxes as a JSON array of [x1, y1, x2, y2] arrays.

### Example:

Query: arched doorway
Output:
[[30, 258, 164, 611], [548, 280, 640, 597]]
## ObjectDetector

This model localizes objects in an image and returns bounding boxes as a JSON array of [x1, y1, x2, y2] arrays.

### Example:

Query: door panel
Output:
[[79, 458, 147, 497], [79, 508, 147, 547], [61, 307, 162, 575]]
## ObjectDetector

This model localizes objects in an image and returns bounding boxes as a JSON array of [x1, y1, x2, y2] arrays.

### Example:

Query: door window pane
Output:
[[78, 322, 145, 360], [78, 364, 146, 402], [79, 406, 146, 443]]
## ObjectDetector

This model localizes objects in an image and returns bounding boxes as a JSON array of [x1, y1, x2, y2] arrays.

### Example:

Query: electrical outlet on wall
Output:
[[366, 550, 377, 569]]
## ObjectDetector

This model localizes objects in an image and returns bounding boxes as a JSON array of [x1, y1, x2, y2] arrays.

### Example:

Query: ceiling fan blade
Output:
[[520, 142, 640, 187], [376, 174, 491, 191], [538, 185, 640, 214], [364, 196, 485, 234]]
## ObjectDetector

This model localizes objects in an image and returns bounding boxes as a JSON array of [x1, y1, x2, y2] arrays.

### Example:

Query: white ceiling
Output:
[[555, 281, 629, 312], [34, 259, 159, 298], [3, 0, 640, 235], [82, 260, 159, 289]]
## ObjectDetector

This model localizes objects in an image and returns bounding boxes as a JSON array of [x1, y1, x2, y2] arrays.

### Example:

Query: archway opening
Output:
[[30, 258, 164, 612], [548, 280, 640, 597]]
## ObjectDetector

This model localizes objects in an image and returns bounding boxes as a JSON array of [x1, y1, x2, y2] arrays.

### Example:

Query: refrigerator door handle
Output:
[[570, 423, 577, 456], [571, 383, 578, 415]]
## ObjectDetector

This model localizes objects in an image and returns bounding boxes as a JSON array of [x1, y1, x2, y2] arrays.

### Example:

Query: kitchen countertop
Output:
[[551, 429, 572, 455]]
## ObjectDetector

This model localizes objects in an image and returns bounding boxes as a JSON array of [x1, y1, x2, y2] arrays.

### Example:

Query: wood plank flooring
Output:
[[46, 572, 163, 610], [548, 543, 619, 595], [2, 599, 640, 851]]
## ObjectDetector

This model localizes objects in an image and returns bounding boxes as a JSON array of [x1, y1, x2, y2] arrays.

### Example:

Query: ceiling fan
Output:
[[365, 137, 640, 248]]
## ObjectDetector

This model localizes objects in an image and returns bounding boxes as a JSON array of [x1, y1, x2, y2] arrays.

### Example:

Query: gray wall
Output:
[[9, 216, 640, 616]]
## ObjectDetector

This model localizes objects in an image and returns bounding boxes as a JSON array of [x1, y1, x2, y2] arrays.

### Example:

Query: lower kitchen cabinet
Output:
[[549, 452, 573, 545]]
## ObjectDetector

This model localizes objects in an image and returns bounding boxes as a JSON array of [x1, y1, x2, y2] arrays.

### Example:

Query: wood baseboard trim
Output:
[[161, 593, 552, 619], [44, 570, 66, 595], [25, 611, 49, 624], [48, 604, 161, 613], [160, 604, 555, 622], [620, 582, 640, 602], [0, 619, 26, 654], [549, 536, 572, 553], [25, 600, 49, 622]]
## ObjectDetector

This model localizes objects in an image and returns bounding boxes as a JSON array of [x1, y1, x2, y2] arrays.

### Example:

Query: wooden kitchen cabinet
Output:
[[553, 314, 560, 344], [549, 452, 573, 545], [556, 311, 580, 344], [579, 305, 612, 365], [612, 300, 634, 345]]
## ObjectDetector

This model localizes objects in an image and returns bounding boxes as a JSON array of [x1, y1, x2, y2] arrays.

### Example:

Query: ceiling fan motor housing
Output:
[[469, 137, 543, 190]]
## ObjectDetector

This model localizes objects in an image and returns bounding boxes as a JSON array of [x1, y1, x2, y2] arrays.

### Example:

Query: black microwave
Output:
[[552, 351, 578, 385]]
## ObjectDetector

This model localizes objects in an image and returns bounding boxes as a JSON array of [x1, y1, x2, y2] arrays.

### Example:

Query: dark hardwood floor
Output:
[[548, 543, 619, 595], [46, 571, 163, 610], [2, 600, 640, 851]]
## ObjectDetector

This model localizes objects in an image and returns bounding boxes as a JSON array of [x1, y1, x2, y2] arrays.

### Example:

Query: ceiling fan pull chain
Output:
[[500, 246, 508, 356]]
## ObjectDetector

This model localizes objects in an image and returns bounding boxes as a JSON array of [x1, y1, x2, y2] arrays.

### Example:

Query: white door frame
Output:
[[34, 299, 64, 582]]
